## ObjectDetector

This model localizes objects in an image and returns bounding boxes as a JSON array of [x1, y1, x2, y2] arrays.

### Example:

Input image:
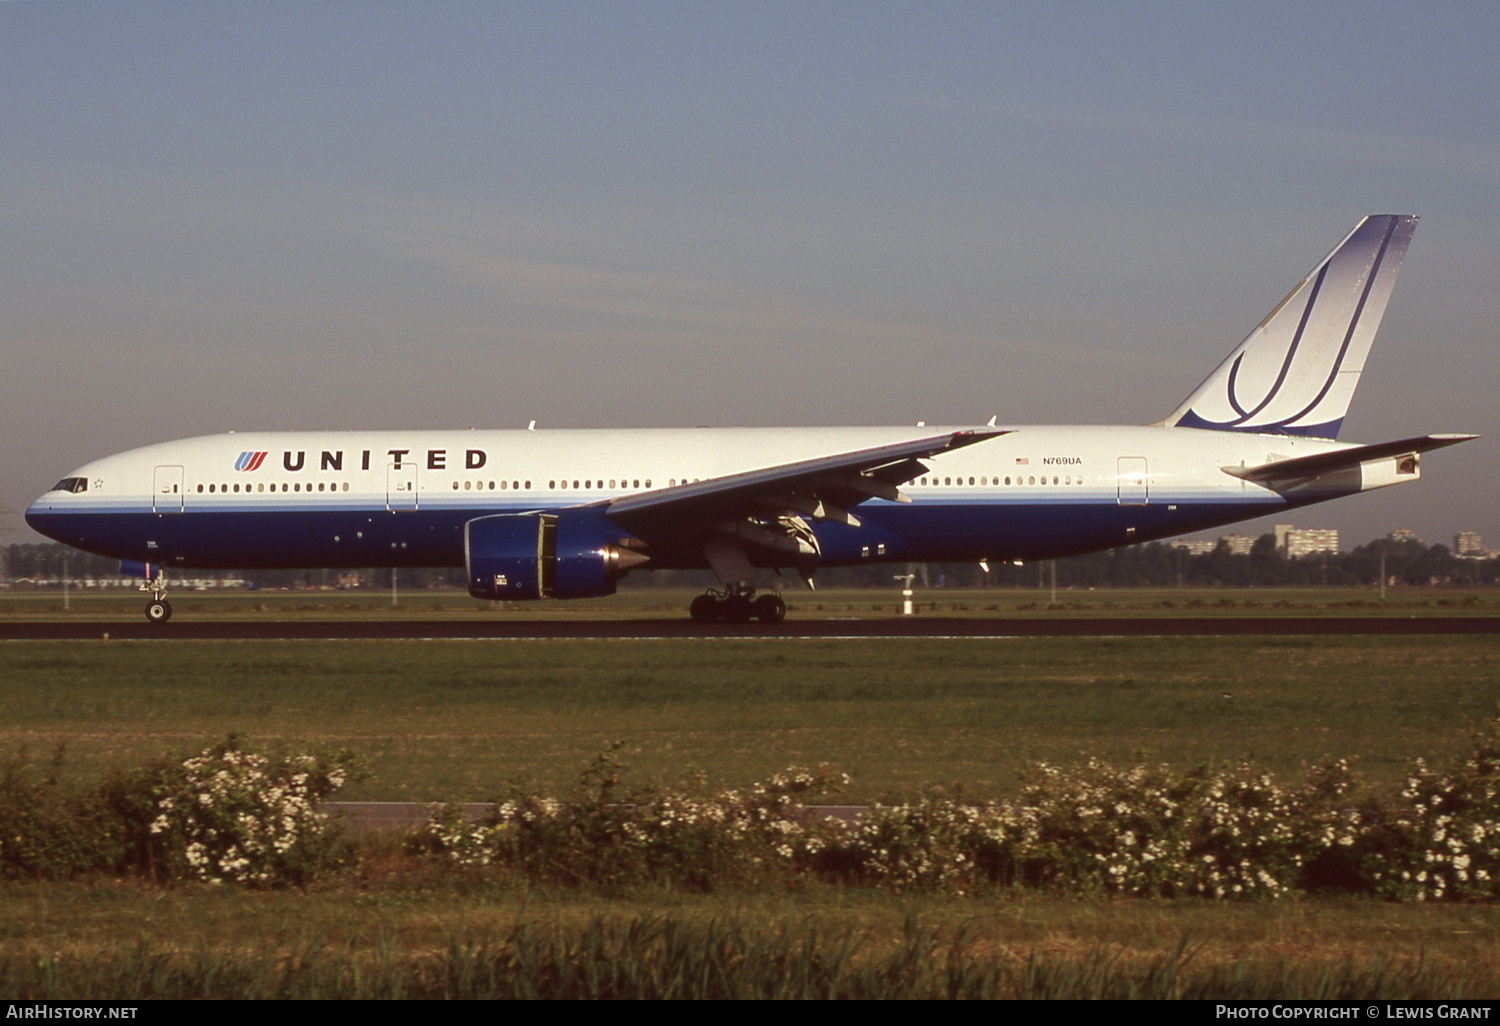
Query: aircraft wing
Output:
[[1222, 433, 1477, 484], [601, 427, 1009, 539]]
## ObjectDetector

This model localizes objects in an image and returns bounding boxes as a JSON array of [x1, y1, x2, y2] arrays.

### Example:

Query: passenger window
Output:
[[197, 484, 204, 493]]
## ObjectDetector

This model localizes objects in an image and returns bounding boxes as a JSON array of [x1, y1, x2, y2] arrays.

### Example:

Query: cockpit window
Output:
[[52, 477, 88, 493]]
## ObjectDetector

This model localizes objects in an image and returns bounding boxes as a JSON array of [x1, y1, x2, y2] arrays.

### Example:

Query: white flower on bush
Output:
[[149, 742, 352, 886]]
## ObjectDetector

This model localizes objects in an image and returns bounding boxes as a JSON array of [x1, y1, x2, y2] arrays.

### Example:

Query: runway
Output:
[[4, 616, 1500, 640]]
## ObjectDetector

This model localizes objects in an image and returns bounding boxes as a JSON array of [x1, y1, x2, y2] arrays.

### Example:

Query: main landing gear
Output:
[[142, 570, 172, 624], [689, 587, 786, 624]]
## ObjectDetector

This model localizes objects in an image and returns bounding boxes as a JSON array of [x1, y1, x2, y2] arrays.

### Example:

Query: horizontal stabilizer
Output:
[[1223, 434, 1477, 483]]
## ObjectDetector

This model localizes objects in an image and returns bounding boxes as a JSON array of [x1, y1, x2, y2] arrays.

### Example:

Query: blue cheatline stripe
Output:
[[1172, 411, 1343, 440]]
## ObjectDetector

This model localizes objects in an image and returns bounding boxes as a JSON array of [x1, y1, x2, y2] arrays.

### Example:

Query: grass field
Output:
[[4, 883, 1500, 998], [2, 584, 1497, 620], [4, 625, 1500, 997], [2, 635, 1498, 800]]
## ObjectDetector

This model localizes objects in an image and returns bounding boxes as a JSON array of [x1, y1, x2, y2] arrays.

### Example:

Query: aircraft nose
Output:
[[25, 495, 60, 538]]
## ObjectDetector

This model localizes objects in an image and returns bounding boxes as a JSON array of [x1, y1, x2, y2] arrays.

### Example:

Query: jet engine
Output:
[[465, 510, 648, 600]]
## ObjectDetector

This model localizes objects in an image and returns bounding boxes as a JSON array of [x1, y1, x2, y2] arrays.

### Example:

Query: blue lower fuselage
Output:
[[26, 494, 1291, 571]]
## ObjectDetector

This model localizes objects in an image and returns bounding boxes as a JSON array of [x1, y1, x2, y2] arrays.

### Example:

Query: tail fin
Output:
[[1161, 214, 1418, 439]]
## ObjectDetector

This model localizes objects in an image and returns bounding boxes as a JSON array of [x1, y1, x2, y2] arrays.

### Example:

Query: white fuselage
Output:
[[26, 424, 1401, 573]]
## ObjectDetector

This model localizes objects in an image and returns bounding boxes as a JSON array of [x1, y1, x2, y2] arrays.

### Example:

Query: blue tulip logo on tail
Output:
[[1162, 215, 1418, 440], [235, 451, 268, 472]]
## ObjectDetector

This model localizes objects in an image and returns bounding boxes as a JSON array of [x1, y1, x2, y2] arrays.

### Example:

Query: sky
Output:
[[2, 1, 1496, 551]]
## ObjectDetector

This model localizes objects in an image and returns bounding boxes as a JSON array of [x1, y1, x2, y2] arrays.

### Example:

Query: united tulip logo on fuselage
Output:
[[234, 451, 268, 472]]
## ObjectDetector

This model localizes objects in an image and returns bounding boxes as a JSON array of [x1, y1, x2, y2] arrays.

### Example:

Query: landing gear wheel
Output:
[[753, 594, 786, 624], [145, 600, 173, 624], [720, 594, 754, 623], [690, 594, 719, 623]]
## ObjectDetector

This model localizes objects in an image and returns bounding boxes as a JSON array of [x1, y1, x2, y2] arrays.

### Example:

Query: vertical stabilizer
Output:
[[1162, 214, 1417, 439]]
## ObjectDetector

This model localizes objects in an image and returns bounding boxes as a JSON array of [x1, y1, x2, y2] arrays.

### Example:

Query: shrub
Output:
[[0, 738, 360, 887], [810, 757, 1367, 899], [0, 746, 123, 879], [421, 744, 848, 890], [142, 737, 361, 886], [812, 798, 1009, 894], [420, 721, 1500, 902], [1364, 719, 1500, 901]]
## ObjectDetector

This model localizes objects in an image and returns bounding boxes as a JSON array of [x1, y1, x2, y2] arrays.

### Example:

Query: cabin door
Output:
[[386, 463, 418, 511], [1116, 457, 1148, 506], [152, 465, 184, 513]]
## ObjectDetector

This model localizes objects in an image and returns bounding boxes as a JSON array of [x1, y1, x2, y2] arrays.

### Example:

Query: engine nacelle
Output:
[[465, 511, 648, 601]]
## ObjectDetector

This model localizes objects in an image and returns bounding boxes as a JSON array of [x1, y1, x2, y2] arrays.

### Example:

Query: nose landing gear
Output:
[[141, 570, 172, 624], [689, 587, 786, 624]]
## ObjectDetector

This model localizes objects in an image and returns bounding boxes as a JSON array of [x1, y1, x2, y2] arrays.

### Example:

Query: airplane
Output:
[[26, 214, 1476, 624]]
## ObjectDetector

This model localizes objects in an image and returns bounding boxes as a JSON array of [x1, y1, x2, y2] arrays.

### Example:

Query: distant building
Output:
[[1275, 526, 1339, 558], [1220, 533, 1254, 556], [1455, 531, 1486, 558], [1170, 539, 1217, 556], [1389, 528, 1420, 544]]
